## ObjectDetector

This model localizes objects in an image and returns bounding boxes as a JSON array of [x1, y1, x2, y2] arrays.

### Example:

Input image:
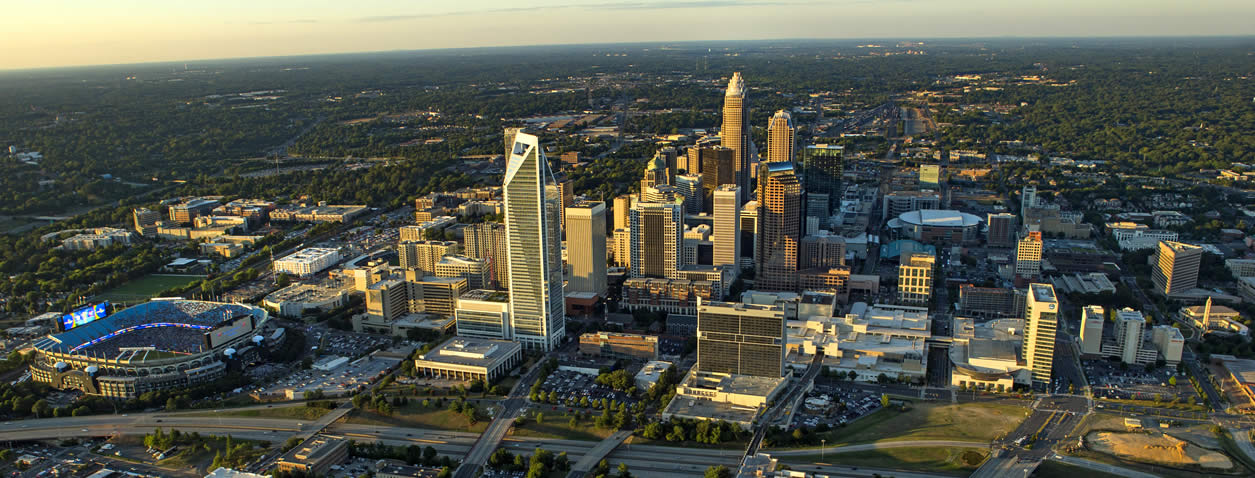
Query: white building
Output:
[[712, 185, 742, 276], [1080, 305, 1105, 356], [1152, 325, 1184, 365], [274, 248, 342, 277], [503, 132, 566, 351], [789, 303, 930, 383]]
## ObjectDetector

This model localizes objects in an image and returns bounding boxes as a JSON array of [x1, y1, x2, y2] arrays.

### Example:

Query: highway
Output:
[[452, 361, 547, 478]]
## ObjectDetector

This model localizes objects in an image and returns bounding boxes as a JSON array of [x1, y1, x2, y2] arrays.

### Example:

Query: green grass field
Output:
[[96, 274, 206, 302], [510, 412, 613, 442], [792, 401, 1030, 447], [781, 447, 989, 476], [185, 406, 332, 421], [1032, 460, 1124, 478], [347, 404, 489, 433]]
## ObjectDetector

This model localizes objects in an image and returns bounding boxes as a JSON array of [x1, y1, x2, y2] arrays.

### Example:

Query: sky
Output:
[[3, 0, 1253, 70]]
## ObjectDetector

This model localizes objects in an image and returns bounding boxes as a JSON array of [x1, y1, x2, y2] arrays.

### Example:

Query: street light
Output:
[[821, 439, 826, 462]]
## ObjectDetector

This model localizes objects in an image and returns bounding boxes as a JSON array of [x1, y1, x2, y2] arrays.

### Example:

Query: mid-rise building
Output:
[[1023, 283, 1058, 387], [640, 153, 670, 196], [454, 289, 511, 340], [629, 199, 683, 279], [503, 132, 566, 351], [756, 162, 802, 292], [274, 248, 341, 277], [674, 174, 704, 214], [277, 436, 349, 476], [1080, 305, 1105, 355], [434, 255, 491, 290], [1021, 185, 1038, 213], [413, 337, 523, 382], [712, 185, 742, 273], [366, 279, 411, 322], [612, 195, 632, 231], [168, 198, 220, 224], [1015, 229, 1043, 283], [132, 208, 162, 236], [1152, 241, 1203, 296], [621, 278, 717, 317], [987, 213, 1017, 247], [1113, 309, 1146, 365], [957, 285, 1023, 319], [1152, 325, 1184, 364], [766, 110, 794, 163], [697, 300, 785, 378], [919, 164, 941, 189], [1226, 258, 1255, 278], [463, 222, 509, 289], [800, 144, 844, 211], [565, 201, 607, 295], [578, 332, 659, 361], [799, 233, 846, 269], [398, 241, 458, 274], [898, 252, 935, 305], [882, 191, 940, 221], [403, 274, 468, 318], [698, 146, 737, 212]]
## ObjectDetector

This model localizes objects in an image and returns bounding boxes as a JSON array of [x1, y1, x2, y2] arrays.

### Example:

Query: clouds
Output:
[[357, 0, 805, 23]]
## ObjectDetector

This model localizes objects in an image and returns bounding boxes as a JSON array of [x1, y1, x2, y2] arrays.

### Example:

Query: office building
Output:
[[270, 203, 367, 223], [1021, 185, 1038, 212], [454, 289, 511, 340], [402, 274, 468, 318], [882, 191, 941, 221], [1114, 309, 1146, 365], [611, 227, 631, 268], [640, 152, 670, 194], [132, 208, 162, 236], [413, 337, 523, 382], [1080, 305, 1105, 356], [1152, 241, 1203, 296], [898, 252, 935, 305], [722, 72, 752, 194], [755, 162, 802, 292], [578, 332, 659, 361], [503, 132, 566, 351], [740, 201, 759, 268], [621, 278, 717, 317], [799, 233, 846, 269], [698, 146, 737, 211], [612, 195, 632, 231], [565, 201, 607, 295], [366, 279, 410, 322], [1015, 229, 1043, 283], [697, 300, 786, 378], [712, 185, 742, 273], [800, 144, 844, 211], [957, 285, 1023, 319], [766, 110, 794, 163], [1023, 283, 1058, 387], [1152, 325, 1184, 365], [463, 222, 509, 289], [434, 255, 491, 290], [274, 247, 341, 277], [398, 241, 458, 274], [920, 164, 941, 189], [168, 198, 220, 224], [1226, 258, 1255, 278], [277, 436, 349, 476], [987, 213, 1018, 247], [674, 174, 703, 214], [629, 199, 683, 279]]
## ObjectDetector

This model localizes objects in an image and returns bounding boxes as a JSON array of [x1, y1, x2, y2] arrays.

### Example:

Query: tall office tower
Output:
[[611, 227, 631, 267], [766, 110, 795, 164], [553, 172, 574, 232], [658, 146, 679, 182], [132, 208, 162, 236], [1114, 308, 1146, 365], [565, 202, 607, 295], [1080, 305, 1105, 356], [1152, 241, 1203, 296], [642, 152, 671, 193], [1023, 283, 1058, 388], [696, 300, 785, 378], [398, 240, 459, 274], [503, 132, 566, 351], [799, 233, 846, 269], [698, 146, 737, 212], [464, 223, 509, 289], [897, 252, 935, 305], [740, 200, 759, 269], [805, 193, 830, 231], [755, 162, 803, 292], [642, 184, 682, 206], [919, 164, 941, 190], [1021, 185, 1038, 213], [1015, 228, 1043, 284], [722, 72, 752, 194], [684, 145, 703, 176], [712, 185, 742, 273], [986, 213, 1018, 247], [504, 127, 525, 157], [800, 144, 844, 211], [612, 195, 632, 231], [628, 199, 683, 279], [674, 174, 704, 215]]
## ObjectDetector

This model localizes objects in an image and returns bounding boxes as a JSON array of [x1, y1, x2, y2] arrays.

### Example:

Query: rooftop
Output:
[[417, 337, 520, 367], [1030, 283, 1057, 303], [896, 209, 981, 227]]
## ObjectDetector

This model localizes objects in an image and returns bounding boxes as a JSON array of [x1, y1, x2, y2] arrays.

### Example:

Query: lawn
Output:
[[793, 401, 1030, 447], [780, 446, 989, 476], [185, 406, 332, 421], [509, 412, 613, 442], [96, 274, 206, 302], [347, 404, 489, 433], [1032, 460, 1124, 478]]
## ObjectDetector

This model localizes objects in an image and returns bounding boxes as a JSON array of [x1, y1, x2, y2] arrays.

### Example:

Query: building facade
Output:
[[696, 301, 786, 378], [503, 132, 566, 351], [1023, 283, 1059, 387], [756, 162, 802, 292]]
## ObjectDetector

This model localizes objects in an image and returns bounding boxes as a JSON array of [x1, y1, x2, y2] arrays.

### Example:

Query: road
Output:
[[744, 356, 821, 457], [452, 359, 547, 478], [768, 440, 988, 457], [1050, 455, 1159, 478], [565, 430, 632, 478]]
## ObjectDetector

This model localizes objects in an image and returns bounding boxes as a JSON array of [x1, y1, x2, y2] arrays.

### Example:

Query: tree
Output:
[[705, 465, 732, 478], [880, 394, 890, 408], [1169, 375, 1178, 386], [617, 462, 632, 478], [166, 397, 179, 412]]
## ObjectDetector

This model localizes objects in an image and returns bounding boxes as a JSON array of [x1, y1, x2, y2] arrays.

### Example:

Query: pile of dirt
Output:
[[1087, 431, 1233, 470]]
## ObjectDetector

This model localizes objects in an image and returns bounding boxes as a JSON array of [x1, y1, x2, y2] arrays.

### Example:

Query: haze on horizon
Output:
[[3, 0, 1253, 70]]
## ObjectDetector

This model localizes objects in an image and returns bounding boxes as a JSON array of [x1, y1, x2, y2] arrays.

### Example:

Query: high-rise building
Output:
[[398, 240, 458, 274], [1152, 325, 1184, 364], [766, 110, 795, 164], [611, 227, 631, 268], [629, 199, 683, 279], [504, 127, 525, 157], [898, 252, 935, 305], [434, 255, 491, 290], [1015, 228, 1043, 283], [1021, 185, 1038, 213], [640, 152, 670, 196], [986, 213, 1018, 247], [722, 72, 752, 194], [503, 132, 566, 351], [674, 174, 703, 215], [463, 223, 509, 289], [612, 195, 632, 232], [800, 144, 844, 211], [698, 146, 737, 212], [1080, 305, 1105, 356], [696, 300, 785, 378], [755, 162, 802, 292], [1152, 241, 1203, 296], [658, 146, 679, 183], [554, 172, 574, 232], [1114, 308, 1146, 365], [712, 185, 742, 273], [1023, 283, 1058, 387], [799, 233, 846, 269], [740, 200, 759, 269], [565, 202, 607, 295]]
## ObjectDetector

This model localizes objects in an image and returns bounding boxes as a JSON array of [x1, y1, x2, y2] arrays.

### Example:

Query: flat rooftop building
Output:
[[276, 435, 349, 476], [413, 337, 523, 382]]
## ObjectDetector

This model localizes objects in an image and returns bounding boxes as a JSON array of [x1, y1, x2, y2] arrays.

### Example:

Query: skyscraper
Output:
[[1021, 185, 1038, 213], [986, 213, 1018, 247], [1015, 228, 1043, 285], [722, 72, 752, 194], [698, 145, 737, 212], [565, 201, 607, 296], [464, 222, 509, 289], [612, 195, 632, 231], [712, 185, 741, 274], [674, 174, 703, 215], [1152, 241, 1202, 296], [755, 162, 802, 292], [553, 172, 574, 233], [740, 200, 759, 270], [1023, 283, 1058, 387], [640, 152, 669, 195], [766, 110, 795, 164], [697, 300, 785, 378], [800, 144, 844, 211], [503, 132, 565, 351], [629, 199, 683, 279]]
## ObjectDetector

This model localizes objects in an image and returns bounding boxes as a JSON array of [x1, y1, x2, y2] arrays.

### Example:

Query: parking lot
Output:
[[535, 369, 639, 410], [257, 355, 401, 398], [1086, 359, 1196, 403], [307, 326, 394, 357], [789, 384, 883, 430]]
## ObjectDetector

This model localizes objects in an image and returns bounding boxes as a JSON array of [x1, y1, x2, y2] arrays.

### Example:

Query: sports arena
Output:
[[30, 299, 271, 399]]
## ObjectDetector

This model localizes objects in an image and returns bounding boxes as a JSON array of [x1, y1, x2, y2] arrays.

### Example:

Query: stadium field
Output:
[[95, 274, 206, 303]]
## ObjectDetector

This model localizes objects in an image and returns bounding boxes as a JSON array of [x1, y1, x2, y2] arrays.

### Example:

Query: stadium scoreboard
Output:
[[61, 302, 109, 331], [203, 315, 255, 350]]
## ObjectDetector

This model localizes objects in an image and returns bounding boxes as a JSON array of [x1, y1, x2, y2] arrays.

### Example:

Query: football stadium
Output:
[[30, 299, 271, 399]]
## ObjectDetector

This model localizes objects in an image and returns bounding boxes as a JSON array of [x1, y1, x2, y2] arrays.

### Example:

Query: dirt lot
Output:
[[1086, 431, 1233, 470]]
